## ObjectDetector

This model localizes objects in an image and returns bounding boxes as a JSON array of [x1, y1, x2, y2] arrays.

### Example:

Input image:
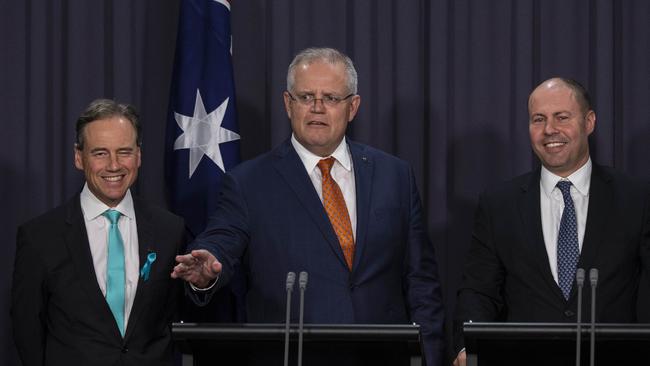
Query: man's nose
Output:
[[544, 120, 559, 134], [310, 98, 326, 113]]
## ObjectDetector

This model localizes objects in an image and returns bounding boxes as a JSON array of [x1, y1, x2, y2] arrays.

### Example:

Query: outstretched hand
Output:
[[170, 249, 222, 288]]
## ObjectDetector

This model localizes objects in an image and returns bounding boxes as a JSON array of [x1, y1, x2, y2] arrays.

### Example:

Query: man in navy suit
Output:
[[12, 99, 185, 365], [453, 78, 650, 365], [172, 47, 444, 365]]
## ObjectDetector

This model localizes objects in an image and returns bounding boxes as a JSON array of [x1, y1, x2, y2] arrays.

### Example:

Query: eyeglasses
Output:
[[287, 92, 355, 107]]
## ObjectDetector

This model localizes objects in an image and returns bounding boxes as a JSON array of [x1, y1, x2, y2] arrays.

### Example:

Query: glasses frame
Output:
[[286, 91, 355, 108]]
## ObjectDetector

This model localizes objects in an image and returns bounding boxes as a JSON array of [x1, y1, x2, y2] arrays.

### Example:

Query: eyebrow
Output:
[[531, 110, 572, 118], [89, 147, 135, 153], [552, 111, 572, 117]]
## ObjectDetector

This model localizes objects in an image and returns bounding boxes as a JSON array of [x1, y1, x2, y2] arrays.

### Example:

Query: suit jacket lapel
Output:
[[272, 139, 349, 269], [64, 196, 119, 334], [124, 198, 156, 340], [518, 170, 567, 303], [579, 164, 611, 271], [349, 141, 373, 272]]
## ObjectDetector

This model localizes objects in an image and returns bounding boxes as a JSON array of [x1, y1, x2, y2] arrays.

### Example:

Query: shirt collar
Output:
[[291, 134, 352, 173], [540, 157, 592, 198], [79, 182, 136, 221]]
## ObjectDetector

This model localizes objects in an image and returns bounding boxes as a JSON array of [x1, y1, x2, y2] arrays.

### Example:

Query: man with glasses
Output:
[[172, 47, 443, 365]]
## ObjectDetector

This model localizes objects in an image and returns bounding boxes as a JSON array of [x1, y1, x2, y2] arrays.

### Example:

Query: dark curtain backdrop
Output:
[[1, 1, 649, 364]]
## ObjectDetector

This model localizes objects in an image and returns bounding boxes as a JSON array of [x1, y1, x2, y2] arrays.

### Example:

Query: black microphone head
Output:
[[299, 271, 308, 290], [576, 268, 586, 286], [286, 271, 296, 290], [589, 268, 598, 286]]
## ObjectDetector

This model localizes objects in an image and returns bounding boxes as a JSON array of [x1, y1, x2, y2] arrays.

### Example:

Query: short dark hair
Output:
[[75, 98, 141, 150], [556, 78, 593, 113]]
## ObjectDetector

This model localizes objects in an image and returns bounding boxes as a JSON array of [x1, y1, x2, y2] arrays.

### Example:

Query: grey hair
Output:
[[286, 47, 358, 94], [75, 98, 141, 150]]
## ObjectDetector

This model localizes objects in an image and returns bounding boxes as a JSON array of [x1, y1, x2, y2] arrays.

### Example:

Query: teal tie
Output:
[[103, 209, 125, 336]]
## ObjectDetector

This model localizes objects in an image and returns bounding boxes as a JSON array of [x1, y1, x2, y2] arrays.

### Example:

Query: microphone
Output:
[[589, 268, 599, 366], [575, 268, 585, 366], [297, 271, 309, 366], [283, 272, 296, 366]]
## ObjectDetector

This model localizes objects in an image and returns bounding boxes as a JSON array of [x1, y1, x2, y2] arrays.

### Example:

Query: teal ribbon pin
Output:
[[140, 252, 157, 281]]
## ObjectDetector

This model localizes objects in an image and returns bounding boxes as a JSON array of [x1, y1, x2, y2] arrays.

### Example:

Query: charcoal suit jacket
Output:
[[454, 164, 650, 363], [12, 194, 184, 366]]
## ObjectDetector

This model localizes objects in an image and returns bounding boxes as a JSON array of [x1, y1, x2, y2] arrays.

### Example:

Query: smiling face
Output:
[[283, 60, 361, 157], [528, 80, 595, 177], [74, 116, 141, 207]]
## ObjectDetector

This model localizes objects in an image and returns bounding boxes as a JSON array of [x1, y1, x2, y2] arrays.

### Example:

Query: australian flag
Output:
[[165, 0, 244, 323]]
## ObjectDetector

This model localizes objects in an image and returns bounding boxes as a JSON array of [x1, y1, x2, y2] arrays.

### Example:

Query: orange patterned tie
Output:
[[318, 157, 355, 270]]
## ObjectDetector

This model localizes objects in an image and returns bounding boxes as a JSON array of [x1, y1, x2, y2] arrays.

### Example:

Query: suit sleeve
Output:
[[185, 172, 250, 306], [637, 184, 650, 321], [404, 167, 444, 366], [453, 192, 506, 352], [11, 225, 47, 366]]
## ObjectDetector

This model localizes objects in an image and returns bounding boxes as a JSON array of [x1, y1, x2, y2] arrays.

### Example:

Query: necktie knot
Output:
[[103, 209, 122, 225], [317, 157, 336, 176], [556, 181, 573, 205]]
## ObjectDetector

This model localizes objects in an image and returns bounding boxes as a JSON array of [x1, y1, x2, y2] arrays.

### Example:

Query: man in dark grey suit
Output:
[[11, 99, 185, 366], [454, 78, 650, 365]]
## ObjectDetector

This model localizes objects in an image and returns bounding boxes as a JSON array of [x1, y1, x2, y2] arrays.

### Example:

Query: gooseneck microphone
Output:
[[575, 268, 586, 366], [589, 268, 599, 366], [283, 272, 296, 366], [297, 271, 309, 366]]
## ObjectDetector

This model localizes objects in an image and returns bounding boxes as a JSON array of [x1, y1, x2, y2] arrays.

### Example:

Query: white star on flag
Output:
[[173, 89, 241, 178]]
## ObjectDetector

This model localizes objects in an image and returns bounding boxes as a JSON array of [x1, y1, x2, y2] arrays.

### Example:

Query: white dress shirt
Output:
[[79, 183, 140, 329], [291, 134, 357, 239], [540, 158, 591, 283]]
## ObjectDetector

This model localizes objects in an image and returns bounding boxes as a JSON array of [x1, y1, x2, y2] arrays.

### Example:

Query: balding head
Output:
[[529, 77, 592, 116]]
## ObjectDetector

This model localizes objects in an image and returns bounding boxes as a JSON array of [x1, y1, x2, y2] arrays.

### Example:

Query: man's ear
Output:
[[74, 145, 84, 171], [347, 95, 361, 122], [283, 91, 293, 119], [585, 110, 596, 135]]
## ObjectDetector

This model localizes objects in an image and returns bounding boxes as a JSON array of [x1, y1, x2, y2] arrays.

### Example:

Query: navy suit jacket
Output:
[[190, 138, 444, 365], [11, 194, 185, 366], [454, 164, 650, 353]]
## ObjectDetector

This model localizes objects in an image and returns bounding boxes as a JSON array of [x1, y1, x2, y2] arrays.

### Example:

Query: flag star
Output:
[[173, 89, 240, 177]]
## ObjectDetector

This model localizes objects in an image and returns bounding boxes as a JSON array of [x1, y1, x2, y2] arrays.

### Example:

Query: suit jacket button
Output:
[[122, 346, 129, 353], [564, 310, 575, 317]]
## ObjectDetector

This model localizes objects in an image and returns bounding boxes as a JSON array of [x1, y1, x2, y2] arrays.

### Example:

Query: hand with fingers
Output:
[[170, 249, 222, 288]]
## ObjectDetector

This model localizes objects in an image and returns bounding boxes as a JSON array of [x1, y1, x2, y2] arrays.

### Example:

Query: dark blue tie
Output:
[[556, 181, 580, 300]]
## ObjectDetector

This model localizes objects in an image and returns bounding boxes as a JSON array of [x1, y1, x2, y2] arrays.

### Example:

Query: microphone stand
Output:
[[283, 272, 296, 366], [575, 268, 585, 366], [589, 268, 598, 366], [297, 271, 308, 366]]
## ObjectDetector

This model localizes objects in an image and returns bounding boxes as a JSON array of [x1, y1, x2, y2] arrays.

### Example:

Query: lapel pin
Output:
[[140, 251, 157, 281]]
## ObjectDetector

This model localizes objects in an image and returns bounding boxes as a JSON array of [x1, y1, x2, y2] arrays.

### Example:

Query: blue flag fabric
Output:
[[165, 0, 245, 323], [166, 0, 240, 238]]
